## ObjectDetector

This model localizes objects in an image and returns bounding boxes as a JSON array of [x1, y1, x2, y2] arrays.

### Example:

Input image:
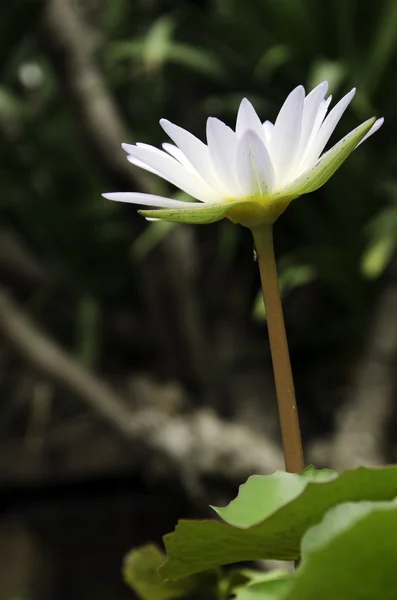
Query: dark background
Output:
[[0, 0, 397, 598]]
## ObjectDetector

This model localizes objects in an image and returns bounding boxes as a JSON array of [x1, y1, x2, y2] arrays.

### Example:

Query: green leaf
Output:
[[308, 58, 347, 94], [365, 0, 397, 94], [167, 44, 224, 78], [276, 117, 376, 199], [143, 15, 175, 68], [160, 466, 397, 580], [131, 220, 176, 260], [123, 544, 217, 600], [212, 467, 337, 528], [234, 571, 292, 600], [361, 204, 397, 279], [361, 234, 397, 279], [283, 500, 397, 599]]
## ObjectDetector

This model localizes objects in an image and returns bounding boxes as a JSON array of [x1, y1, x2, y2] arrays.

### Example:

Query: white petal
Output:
[[302, 88, 356, 168], [162, 143, 196, 172], [295, 95, 332, 174], [125, 154, 162, 176], [306, 95, 332, 146], [102, 192, 199, 208], [298, 82, 328, 155], [355, 117, 384, 147], [206, 117, 241, 195], [263, 120, 274, 144], [236, 129, 275, 195], [269, 85, 305, 185], [236, 98, 265, 141], [122, 143, 218, 203], [160, 119, 225, 193], [275, 117, 376, 198]]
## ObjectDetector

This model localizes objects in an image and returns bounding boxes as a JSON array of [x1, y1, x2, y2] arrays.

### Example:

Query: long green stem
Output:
[[252, 224, 304, 473]]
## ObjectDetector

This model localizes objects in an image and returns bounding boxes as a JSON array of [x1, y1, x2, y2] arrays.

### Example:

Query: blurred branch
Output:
[[42, 0, 159, 194], [0, 288, 283, 488], [0, 287, 138, 439], [41, 0, 211, 390], [0, 234, 45, 285]]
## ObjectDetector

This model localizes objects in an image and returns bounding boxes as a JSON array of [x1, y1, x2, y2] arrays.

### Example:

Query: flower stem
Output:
[[251, 224, 304, 473]]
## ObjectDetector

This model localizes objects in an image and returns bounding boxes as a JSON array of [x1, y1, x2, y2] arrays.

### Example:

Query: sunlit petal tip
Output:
[[121, 142, 135, 154], [356, 116, 384, 147], [366, 116, 384, 136], [371, 116, 384, 132], [159, 117, 172, 131], [239, 97, 251, 109], [315, 81, 329, 96], [102, 192, 195, 208], [237, 97, 257, 117], [102, 192, 136, 202], [102, 192, 135, 202], [293, 84, 306, 98], [281, 85, 305, 107]]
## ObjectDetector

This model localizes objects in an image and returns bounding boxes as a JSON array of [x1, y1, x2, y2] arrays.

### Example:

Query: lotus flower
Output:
[[103, 83, 383, 228]]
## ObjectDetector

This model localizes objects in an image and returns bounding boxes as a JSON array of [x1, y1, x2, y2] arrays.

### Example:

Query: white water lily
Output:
[[103, 83, 383, 228]]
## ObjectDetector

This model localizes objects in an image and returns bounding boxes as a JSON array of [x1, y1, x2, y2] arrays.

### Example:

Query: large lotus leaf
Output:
[[123, 544, 217, 600], [160, 465, 397, 580], [282, 499, 397, 599]]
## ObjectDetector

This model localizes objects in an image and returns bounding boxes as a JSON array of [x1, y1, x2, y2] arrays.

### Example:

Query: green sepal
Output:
[[274, 117, 376, 198], [140, 198, 290, 228], [139, 201, 239, 224]]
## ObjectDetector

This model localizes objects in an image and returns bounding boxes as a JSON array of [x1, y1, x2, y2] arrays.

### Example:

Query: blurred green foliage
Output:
[[0, 0, 396, 379]]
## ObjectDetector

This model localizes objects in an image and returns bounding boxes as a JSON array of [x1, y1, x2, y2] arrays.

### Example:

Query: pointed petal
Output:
[[162, 143, 196, 172], [124, 155, 162, 176], [311, 95, 332, 137], [269, 85, 305, 185], [302, 88, 356, 168], [275, 117, 376, 198], [299, 82, 328, 155], [122, 143, 218, 202], [263, 120, 274, 144], [102, 192, 198, 208], [236, 98, 265, 141], [295, 95, 332, 174], [206, 117, 241, 194], [160, 119, 225, 193], [356, 117, 384, 147], [236, 129, 275, 195]]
